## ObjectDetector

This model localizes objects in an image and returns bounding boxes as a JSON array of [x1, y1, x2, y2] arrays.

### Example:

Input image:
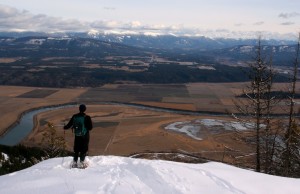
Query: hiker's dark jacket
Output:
[[64, 112, 93, 153], [64, 112, 93, 132]]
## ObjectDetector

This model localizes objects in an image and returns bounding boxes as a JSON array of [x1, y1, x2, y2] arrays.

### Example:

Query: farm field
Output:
[[25, 104, 249, 164], [0, 82, 245, 135], [0, 86, 87, 136], [0, 82, 299, 164]]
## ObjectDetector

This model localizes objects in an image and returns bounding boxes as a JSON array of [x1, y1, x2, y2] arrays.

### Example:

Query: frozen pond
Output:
[[165, 119, 254, 140]]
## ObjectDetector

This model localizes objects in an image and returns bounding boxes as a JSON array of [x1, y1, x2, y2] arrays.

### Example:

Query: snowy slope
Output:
[[0, 156, 299, 194]]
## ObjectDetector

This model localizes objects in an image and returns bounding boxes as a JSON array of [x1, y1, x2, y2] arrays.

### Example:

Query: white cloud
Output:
[[90, 21, 116, 29], [0, 4, 298, 40], [0, 5, 19, 18], [234, 23, 244, 27], [103, 7, 116, 11], [127, 21, 142, 28], [0, 4, 89, 32], [280, 22, 295, 26], [279, 12, 300, 19], [253, 21, 264, 26]]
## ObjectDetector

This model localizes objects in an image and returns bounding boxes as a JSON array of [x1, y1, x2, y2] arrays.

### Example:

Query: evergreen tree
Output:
[[40, 122, 66, 158]]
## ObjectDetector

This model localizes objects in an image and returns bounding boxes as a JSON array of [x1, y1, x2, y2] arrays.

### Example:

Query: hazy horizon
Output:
[[0, 0, 300, 40]]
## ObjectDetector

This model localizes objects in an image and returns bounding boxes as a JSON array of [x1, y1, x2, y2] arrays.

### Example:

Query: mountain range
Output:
[[1, 32, 298, 66], [0, 32, 297, 87], [0, 31, 297, 51]]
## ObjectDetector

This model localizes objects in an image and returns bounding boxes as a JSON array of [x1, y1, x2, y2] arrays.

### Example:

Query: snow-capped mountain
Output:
[[0, 156, 299, 194], [0, 36, 148, 59], [209, 44, 298, 66], [1, 34, 297, 73], [228, 45, 297, 54], [0, 31, 296, 51], [83, 33, 297, 51]]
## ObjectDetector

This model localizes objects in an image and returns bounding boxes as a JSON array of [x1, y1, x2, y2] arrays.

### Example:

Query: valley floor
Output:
[[0, 83, 298, 166]]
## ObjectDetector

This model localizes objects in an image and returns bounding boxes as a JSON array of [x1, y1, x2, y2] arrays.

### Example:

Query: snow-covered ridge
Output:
[[239, 46, 254, 53], [0, 152, 9, 167], [0, 156, 299, 194], [26, 38, 46, 45], [0, 33, 297, 52], [1, 152, 9, 160]]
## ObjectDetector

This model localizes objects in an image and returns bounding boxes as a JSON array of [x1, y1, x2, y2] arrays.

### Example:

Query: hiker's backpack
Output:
[[73, 115, 87, 136]]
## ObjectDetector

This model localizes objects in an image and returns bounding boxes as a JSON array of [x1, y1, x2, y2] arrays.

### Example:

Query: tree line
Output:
[[233, 33, 300, 177], [0, 122, 70, 175]]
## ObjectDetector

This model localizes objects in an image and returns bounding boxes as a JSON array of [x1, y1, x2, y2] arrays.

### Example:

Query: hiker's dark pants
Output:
[[73, 133, 89, 162]]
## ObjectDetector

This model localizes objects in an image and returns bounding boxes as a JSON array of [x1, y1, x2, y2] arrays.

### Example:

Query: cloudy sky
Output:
[[0, 0, 300, 39]]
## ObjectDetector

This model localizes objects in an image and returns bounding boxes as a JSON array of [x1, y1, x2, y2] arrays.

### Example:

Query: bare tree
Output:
[[234, 36, 279, 172], [280, 33, 300, 177], [233, 34, 300, 177]]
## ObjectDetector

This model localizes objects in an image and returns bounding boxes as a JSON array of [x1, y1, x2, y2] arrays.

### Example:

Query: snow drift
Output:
[[0, 156, 299, 194]]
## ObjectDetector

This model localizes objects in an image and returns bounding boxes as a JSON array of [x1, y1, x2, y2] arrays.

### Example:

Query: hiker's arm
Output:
[[64, 116, 74, 130], [85, 116, 93, 131]]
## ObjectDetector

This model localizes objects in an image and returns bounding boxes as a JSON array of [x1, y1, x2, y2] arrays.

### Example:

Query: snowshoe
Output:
[[77, 161, 88, 169], [70, 161, 78, 169]]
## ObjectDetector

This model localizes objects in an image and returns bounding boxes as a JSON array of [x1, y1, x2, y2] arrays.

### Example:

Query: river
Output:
[[0, 105, 76, 146]]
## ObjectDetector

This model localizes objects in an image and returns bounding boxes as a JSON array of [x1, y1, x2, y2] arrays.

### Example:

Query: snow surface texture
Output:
[[0, 156, 299, 194], [0, 152, 9, 167], [165, 119, 255, 140], [1, 152, 9, 160]]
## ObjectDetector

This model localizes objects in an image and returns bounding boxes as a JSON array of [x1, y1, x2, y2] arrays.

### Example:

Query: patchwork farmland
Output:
[[0, 82, 298, 165]]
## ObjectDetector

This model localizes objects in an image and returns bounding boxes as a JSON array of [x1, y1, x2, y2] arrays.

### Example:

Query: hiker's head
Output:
[[79, 104, 86, 113]]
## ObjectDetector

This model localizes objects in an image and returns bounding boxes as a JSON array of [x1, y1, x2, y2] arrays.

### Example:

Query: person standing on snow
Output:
[[64, 104, 93, 168]]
